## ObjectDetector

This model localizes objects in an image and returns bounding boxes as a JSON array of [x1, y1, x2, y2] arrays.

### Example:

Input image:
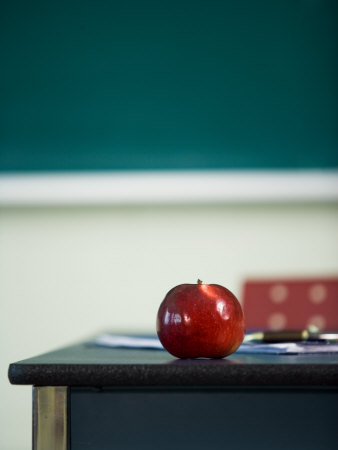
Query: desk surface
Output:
[[8, 341, 338, 387]]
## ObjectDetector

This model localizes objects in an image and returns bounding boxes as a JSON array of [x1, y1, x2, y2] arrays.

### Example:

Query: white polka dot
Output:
[[308, 284, 327, 304], [307, 315, 326, 331], [269, 284, 289, 303], [267, 313, 287, 331]]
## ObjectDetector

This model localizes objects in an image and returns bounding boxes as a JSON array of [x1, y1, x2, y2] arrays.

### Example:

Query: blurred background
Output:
[[1, 1, 338, 449]]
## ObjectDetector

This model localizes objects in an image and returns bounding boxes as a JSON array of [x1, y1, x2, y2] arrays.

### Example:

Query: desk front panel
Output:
[[70, 387, 338, 450]]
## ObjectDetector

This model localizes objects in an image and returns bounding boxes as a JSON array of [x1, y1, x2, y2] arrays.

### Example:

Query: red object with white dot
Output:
[[242, 278, 338, 331]]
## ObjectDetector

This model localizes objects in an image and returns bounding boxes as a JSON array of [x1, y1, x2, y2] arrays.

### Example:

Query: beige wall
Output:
[[1, 202, 338, 449]]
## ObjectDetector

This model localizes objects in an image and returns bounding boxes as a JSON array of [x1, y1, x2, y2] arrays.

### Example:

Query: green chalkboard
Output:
[[1, 0, 337, 171]]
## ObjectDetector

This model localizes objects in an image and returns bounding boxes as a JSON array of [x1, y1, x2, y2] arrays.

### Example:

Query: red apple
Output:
[[156, 280, 245, 358]]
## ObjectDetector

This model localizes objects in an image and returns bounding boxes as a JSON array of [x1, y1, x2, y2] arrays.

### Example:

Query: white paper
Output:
[[237, 342, 338, 354], [93, 333, 338, 355], [94, 333, 164, 349]]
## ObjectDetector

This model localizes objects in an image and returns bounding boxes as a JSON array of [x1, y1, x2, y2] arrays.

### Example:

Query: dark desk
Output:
[[9, 341, 338, 450]]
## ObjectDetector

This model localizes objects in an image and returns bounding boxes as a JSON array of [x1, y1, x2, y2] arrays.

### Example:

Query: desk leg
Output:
[[33, 386, 69, 450]]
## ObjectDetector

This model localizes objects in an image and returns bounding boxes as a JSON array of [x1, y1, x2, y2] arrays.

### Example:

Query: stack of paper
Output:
[[93, 333, 338, 355]]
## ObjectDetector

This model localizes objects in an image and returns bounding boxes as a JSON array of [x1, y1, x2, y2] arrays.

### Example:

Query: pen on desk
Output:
[[243, 330, 338, 343]]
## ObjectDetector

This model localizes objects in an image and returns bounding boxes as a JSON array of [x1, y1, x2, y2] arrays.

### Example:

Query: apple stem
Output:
[[197, 279, 203, 285]]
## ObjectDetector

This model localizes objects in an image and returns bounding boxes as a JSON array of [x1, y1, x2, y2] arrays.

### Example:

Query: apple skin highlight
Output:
[[156, 281, 245, 359]]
